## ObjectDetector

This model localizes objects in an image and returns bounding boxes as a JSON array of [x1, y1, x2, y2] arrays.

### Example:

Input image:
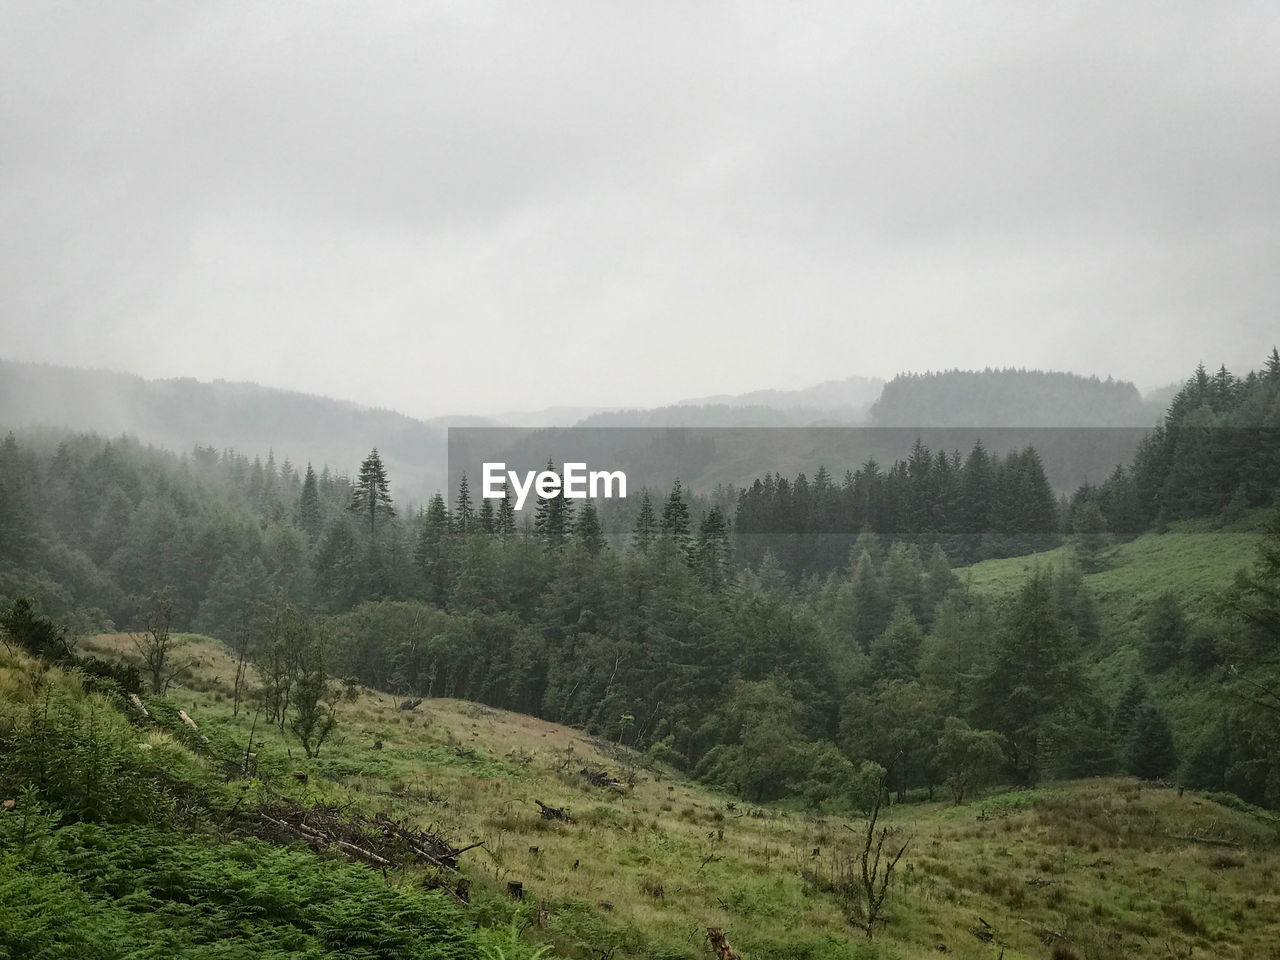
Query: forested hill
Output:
[[0, 359, 475, 502], [870, 368, 1159, 426]]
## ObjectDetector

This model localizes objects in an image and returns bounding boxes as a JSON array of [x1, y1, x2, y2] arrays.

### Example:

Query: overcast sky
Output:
[[2, 1, 1277, 417]]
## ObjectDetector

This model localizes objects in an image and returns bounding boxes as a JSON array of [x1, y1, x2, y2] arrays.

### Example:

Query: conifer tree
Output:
[[573, 500, 606, 556], [632, 490, 657, 550], [534, 460, 573, 547], [297, 462, 322, 539], [454, 474, 475, 533], [661, 478, 691, 552], [496, 489, 517, 539], [349, 448, 395, 537], [693, 505, 731, 590]]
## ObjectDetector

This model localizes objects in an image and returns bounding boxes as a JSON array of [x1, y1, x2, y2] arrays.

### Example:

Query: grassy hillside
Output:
[[55, 631, 1280, 960], [961, 512, 1267, 644]]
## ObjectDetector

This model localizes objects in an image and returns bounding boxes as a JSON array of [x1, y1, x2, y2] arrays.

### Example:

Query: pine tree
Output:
[[349, 449, 395, 537], [297, 463, 322, 540], [868, 602, 923, 682], [454, 474, 475, 533], [693, 505, 731, 590], [534, 460, 573, 547], [661, 479, 691, 553], [1125, 702, 1177, 780], [573, 500, 606, 556], [976, 568, 1086, 785], [633, 490, 657, 550], [496, 490, 517, 539], [414, 493, 453, 605], [1112, 674, 1148, 739], [1143, 590, 1188, 671]]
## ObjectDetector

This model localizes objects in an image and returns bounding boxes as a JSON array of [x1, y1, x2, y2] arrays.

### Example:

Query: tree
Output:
[[454, 474, 475, 534], [297, 463, 323, 539], [1143, 590, 1189, 671], [414, 494, 453, 605], [573, 500, 606, 556], [289, 618, 338, 758], [0, 595, 73, 661], [693, 506, 730, 589], [1125, 702, 1177, 780], [533, 460, 573, 547], [868, 603, 922, 683], [660, 479, 691, 552], [131, 587, 185, 694], [933, 717, 1004, 803], [1070, 499, 1111, 572], [349, 448, 395, 537], [632, 491, 657, 550], [976, 568, 1088, 785]]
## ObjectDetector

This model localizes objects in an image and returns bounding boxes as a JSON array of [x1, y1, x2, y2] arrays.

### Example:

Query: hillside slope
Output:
[[66, 631, 1280, 960]]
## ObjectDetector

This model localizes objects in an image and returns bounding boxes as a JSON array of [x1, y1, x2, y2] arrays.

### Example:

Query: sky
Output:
[[2, 1, 1278, 418]]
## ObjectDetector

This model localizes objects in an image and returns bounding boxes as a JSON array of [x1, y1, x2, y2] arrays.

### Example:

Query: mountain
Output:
[[870, 368, 1162, 427], [678, 374, 884, 417], [0, 359, 480, 502]]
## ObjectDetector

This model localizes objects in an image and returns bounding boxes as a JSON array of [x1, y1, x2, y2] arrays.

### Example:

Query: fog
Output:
[[2, 1, 1277, 416]]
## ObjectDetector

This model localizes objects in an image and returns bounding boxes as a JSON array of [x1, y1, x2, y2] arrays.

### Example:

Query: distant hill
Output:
[[678, 374, 883, 417], [0, 359, 478, 502], [573, 402, 865, 428], [869, 368, 1162, 426]]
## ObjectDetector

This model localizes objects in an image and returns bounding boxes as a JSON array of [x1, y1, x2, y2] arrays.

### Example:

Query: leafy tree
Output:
[[289, 619, 338, 758], [933, 717, 1004, 803]]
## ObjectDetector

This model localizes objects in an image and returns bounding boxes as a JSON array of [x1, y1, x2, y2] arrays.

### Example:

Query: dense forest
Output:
[[869, 368, 1161, 427], [4, 353, 1280, 810]]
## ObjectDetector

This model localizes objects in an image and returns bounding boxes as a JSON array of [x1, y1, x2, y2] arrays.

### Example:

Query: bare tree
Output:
[[131, 588, 185, 694], [851, 758, 911, 937]]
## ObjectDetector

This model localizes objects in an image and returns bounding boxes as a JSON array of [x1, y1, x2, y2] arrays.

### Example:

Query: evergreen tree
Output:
[[496, 489, 517, 539], [413, 494, 453, 606], [454, 474, 475, 533], [976, 568, 1087, 785], [632, 490, 657, 550], [1143, 590, 1188, 671], [868, 602, 923, 682], [573, 500, 606, 556], [534, 460, 573, 547], [693, 505, 731, 590], [297, 463, 323, 540], [1125, 702, 1177, 780], [349, 448, 395, 537], [661, 478, 691, 552], [1112, 674, 1148, 740]]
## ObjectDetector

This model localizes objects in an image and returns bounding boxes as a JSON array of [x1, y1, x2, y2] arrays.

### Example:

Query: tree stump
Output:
[[707, 927, 741, 960], [507, 880, 523, 900]]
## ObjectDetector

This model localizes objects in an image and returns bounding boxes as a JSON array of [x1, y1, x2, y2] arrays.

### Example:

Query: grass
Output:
[[67, 630, 1280, 960], [961, 512, 1267, 645]]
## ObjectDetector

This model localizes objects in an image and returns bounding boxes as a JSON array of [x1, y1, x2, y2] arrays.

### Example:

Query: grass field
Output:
[[68, 628, 1280, 960]]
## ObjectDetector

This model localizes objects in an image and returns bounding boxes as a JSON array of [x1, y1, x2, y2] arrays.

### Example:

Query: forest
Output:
[[3, 353, 1280, 809]]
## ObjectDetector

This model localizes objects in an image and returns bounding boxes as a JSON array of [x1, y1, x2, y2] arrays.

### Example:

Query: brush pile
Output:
[[248, 800, 480, 870]]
